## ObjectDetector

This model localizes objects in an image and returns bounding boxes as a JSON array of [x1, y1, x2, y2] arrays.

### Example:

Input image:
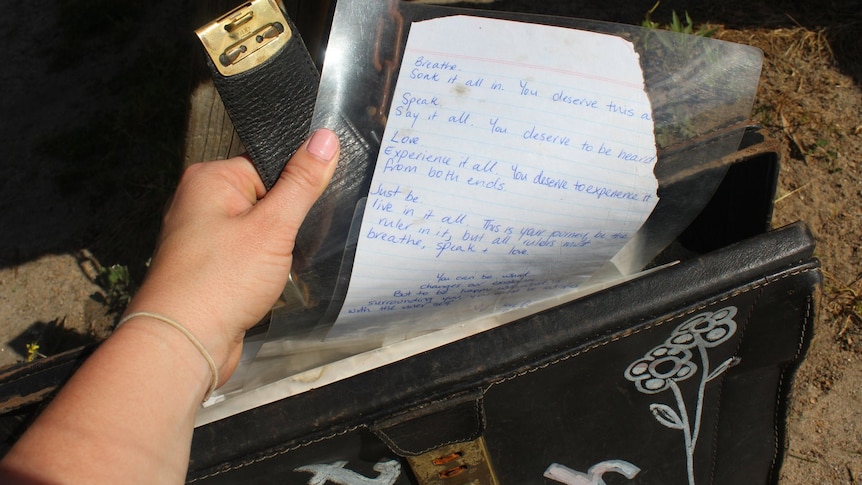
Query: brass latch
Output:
[[195, 0, 293, 76], [406, 437, 499, 485]]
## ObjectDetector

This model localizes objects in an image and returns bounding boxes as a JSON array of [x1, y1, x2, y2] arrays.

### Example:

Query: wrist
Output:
[[123, 278, 245, 385], [110, 315, 215, 403], [117, 312, 219, 400]]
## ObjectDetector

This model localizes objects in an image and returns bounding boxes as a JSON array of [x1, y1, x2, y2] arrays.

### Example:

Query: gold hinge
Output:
[[195, 0, 293, 76], [406, 437, 500, 485]]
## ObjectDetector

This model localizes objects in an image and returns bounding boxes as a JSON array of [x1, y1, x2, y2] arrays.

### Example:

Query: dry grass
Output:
[[712, 21, 862, 484]]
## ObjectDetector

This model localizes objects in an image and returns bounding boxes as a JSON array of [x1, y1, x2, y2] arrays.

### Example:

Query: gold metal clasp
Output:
[[406, 437, 500, 485], [196, 0, 293, 76]]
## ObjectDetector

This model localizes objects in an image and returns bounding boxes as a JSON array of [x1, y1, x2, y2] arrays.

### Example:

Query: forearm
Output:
[[0, 129, 339, 484], [1, 316, 212, 484]]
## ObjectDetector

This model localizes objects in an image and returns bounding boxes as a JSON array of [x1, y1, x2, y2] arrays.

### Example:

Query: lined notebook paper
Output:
[[329, 16, 659, 339]]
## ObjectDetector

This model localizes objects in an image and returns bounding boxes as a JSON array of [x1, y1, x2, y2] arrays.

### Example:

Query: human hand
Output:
[[123, 128, 340, 386]]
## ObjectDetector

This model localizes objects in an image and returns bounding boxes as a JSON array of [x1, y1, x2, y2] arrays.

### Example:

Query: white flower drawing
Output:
[[624, 306, 740, 485]]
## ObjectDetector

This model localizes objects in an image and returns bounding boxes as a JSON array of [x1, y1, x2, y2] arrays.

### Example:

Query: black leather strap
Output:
[[372, 390, 486, 456], [205, 14, 320, 189]]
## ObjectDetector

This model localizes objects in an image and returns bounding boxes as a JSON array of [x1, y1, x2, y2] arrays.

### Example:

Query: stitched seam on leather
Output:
[[188, 267, 817, 481], [708, 284, 764, 485], [187, 424, 364, 483], [373, 396, 485, 456], [189, 395, 486, 479], [484, 267, 818, 391], [768, 294, 814, 481]]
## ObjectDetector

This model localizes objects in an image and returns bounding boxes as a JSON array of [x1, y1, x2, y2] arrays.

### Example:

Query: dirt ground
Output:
[[1, 0, 860, 482]]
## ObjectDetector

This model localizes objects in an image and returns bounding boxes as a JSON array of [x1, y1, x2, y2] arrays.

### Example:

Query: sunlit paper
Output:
[[329, 16, 659, 339]]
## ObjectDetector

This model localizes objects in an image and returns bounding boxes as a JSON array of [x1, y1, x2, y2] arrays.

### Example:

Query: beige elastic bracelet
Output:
[[117, 311, 219, 401]]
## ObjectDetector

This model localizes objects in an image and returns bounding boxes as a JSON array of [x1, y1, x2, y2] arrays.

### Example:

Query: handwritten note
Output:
[[328, 16, 659, 339]]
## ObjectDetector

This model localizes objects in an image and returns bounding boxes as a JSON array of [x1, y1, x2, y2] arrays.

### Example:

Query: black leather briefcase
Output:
[[179, 130, 820, 484], [0, 219, 817, 485], [0, 0, 817, 474], [0, 1, 817, 482], [0, 128, 820, 484]]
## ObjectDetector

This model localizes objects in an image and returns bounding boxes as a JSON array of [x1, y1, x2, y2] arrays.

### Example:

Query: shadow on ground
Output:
[[0, 0, 195, 279], [6, 318, 97, 362]]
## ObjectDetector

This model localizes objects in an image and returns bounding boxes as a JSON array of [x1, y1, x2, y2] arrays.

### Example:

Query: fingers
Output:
[[255, 128, 340, 230], [165, 156, 265, 224], [230, 153, 270, 203]]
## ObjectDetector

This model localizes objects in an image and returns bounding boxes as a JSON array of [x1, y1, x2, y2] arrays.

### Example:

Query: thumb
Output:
[[255, 128, 340, 231]]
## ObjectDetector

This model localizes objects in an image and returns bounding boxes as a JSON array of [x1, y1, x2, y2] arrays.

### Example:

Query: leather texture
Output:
[[0, 132, 814, 485], [207, 14, 320, 190], [372, 390, 486, 456], [184, 222, 819, 484]]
